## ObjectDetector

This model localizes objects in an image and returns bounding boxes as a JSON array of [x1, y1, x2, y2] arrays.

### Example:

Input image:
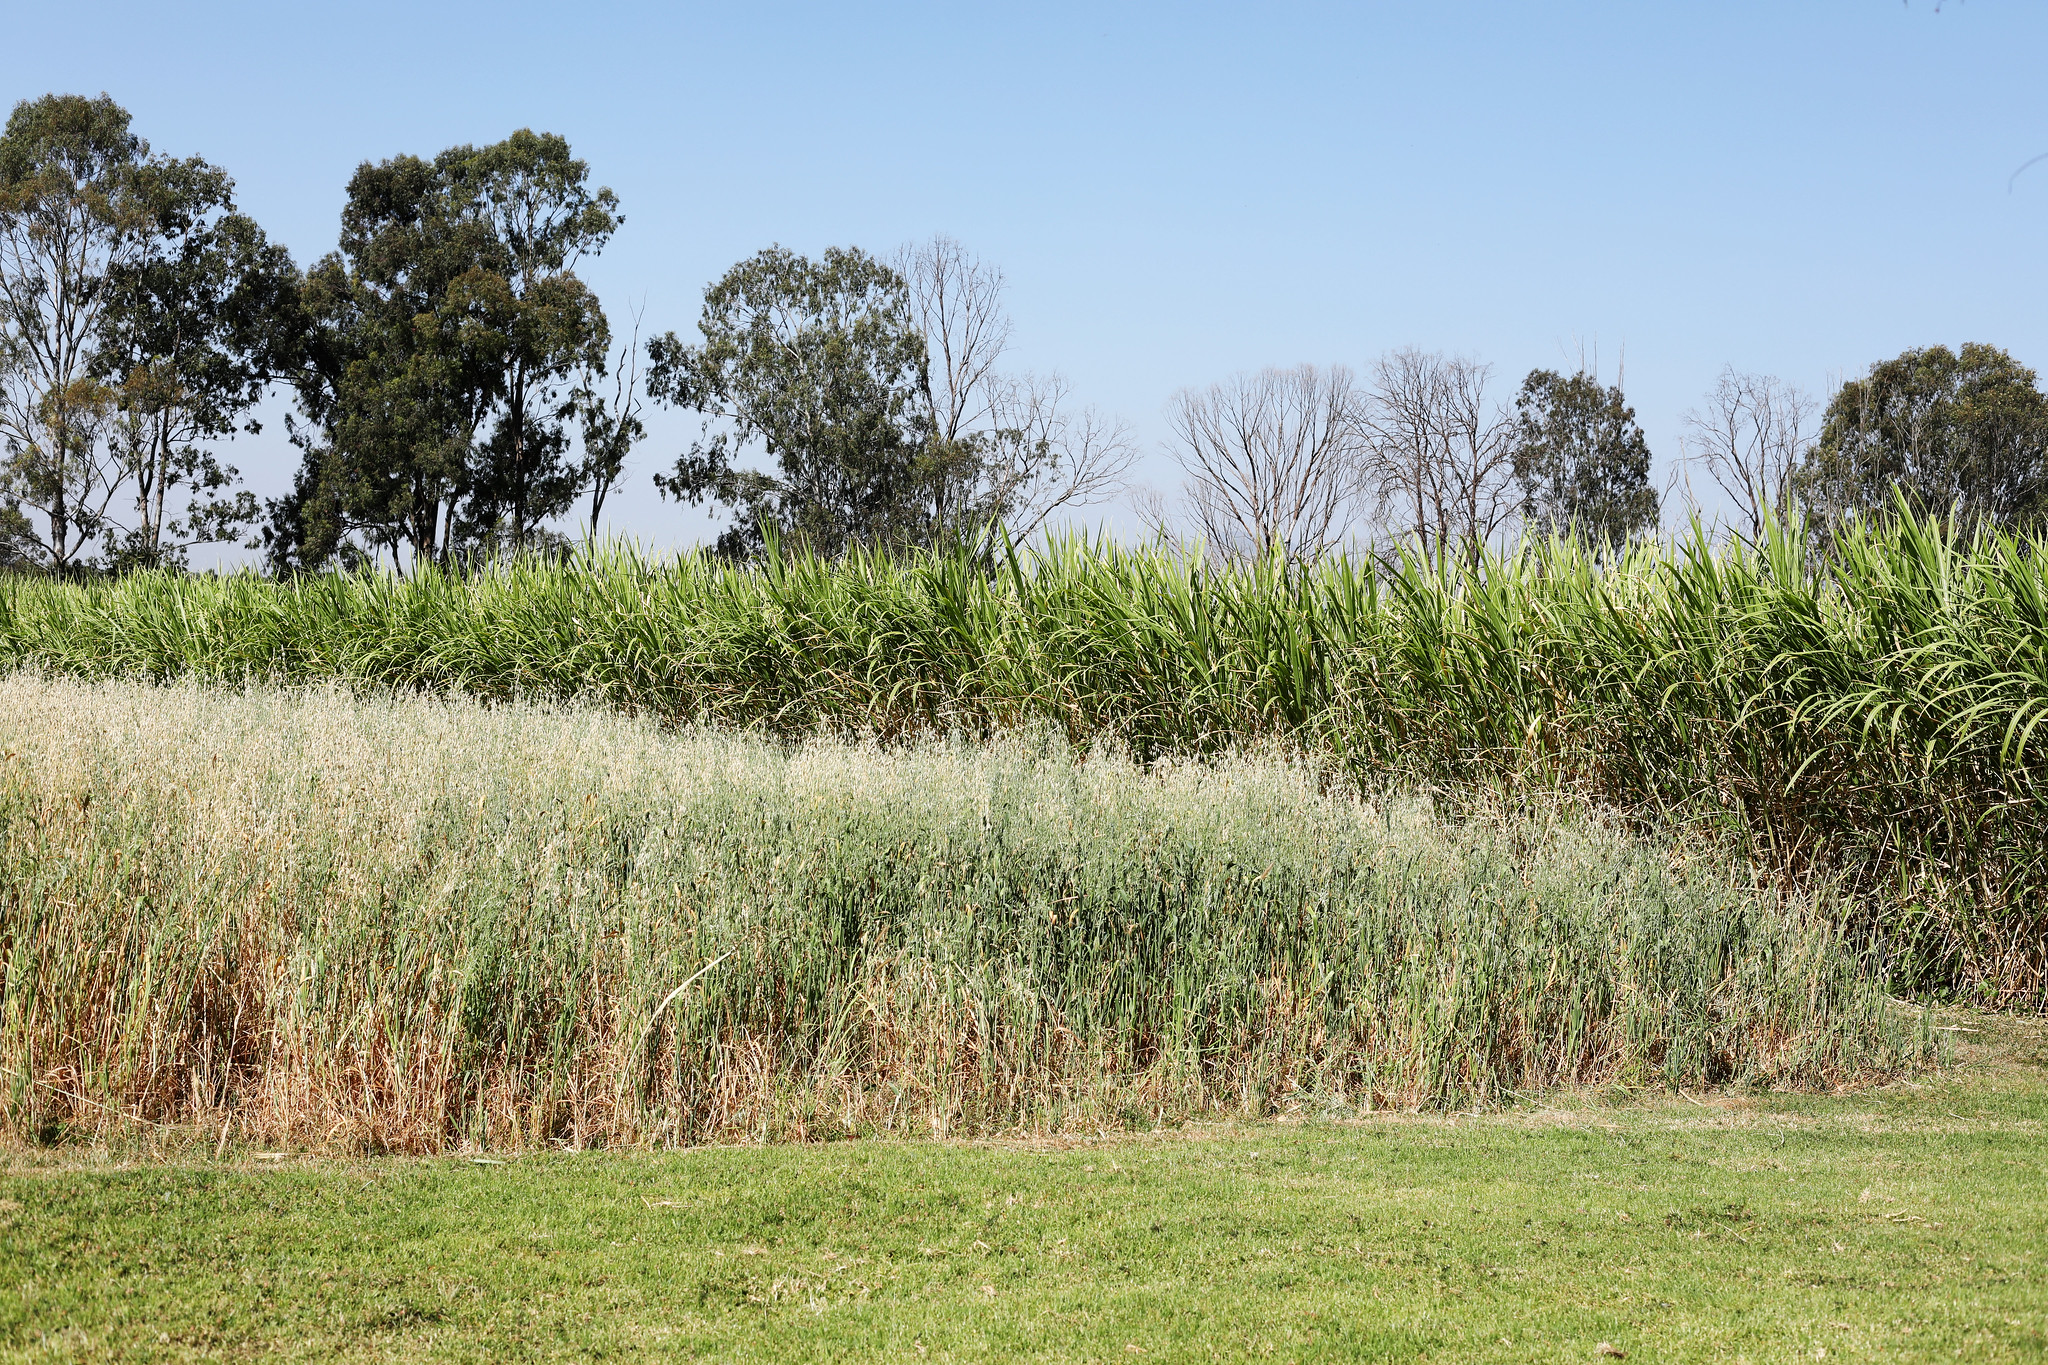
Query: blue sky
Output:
[[7, 1, 2045, 556]]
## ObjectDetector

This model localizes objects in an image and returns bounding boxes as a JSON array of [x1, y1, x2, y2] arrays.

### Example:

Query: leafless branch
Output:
[[579, 304, 647, 533], [1681, 367, 1812, 541], [1357, 349, 1515, 563], [899, 236, 1132, 542], [897, 234, 1012, 450], [986, 371, 1137, 542], [1167, 364, 1364, 562]]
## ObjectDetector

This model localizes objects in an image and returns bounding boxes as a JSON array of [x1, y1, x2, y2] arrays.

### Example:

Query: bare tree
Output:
[[1168, 364, 1364, 562], [1358, 349, 1516, 563], [1681, 367, 1813, 540], [985, 371, 1136, 542], [1127, 483, 1180, 547], [897, 235, 1132, 543], [898, 234, 1010, 462]]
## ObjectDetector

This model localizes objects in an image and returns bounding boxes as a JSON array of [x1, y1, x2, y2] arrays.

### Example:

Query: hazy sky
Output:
[[7, 1, 2045, 558]]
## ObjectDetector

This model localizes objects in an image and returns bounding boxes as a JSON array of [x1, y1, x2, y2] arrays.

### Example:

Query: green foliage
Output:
[[2, 510, 2044, 1000], [267, 153, 474, 571], [0, 677, 1901, 1153], [96, 150, 297, 569], [646, 245, 929, 559], [1511, 368, 1659, 551], [443, 131, 620, 552], [0, 94, 143, 569], [0, 94, 280, 573], [268, 131, 619, 572], [1798, 342, 2048, 537]]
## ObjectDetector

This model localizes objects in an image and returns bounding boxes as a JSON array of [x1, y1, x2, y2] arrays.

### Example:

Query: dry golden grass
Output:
[[0, 676, 1919, 1154]]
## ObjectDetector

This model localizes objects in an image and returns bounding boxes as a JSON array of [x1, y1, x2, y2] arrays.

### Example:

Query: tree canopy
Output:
[[646, 245, 928, 559], [264, 131, 619, 572], [648, 239, 1131, 561], [1796, 343, 2048, 535], [23, 89, 2048, 578], [1510, 368, 1659, 551], [0, 93, 291, 572], [97, 151, 297, 567]]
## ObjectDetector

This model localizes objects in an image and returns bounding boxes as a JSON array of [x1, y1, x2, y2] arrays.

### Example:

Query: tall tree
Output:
[[1510, 368, 1659, 551], [0, 94, 278, 574], [646, 245, 928, 559], [897, 236, 1131, 545], [268, 131, 619, 571], [1795, 343, 2048, 535], [0, 94, 150, 571], [441, 131, 618, 552], [267, 153, 494, 572], [97, 152, 298, 568]]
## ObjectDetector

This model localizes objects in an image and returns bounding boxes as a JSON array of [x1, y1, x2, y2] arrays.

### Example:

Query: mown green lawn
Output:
[[3, 1015, 2043, 1364]]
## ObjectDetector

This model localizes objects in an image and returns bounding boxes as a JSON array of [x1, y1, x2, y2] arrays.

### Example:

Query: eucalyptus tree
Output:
[[441, 131, 618, 551], [1510, 368, 1659, 552], [648, 237, 1130, 559], [0, 94, 151, 571], [0, 93, 282, 573], [266, 153, 494, 572], [97, 152, 297, 567], [646, 245, 929, 559], [267, 130, 619, 571], [1795, 343, 2048, 536]]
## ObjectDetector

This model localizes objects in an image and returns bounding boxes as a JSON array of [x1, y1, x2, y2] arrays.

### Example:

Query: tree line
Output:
[[1166, 342, 2048, 563], [3, 93, 2044, 576], [0, 94, 1132, 574]]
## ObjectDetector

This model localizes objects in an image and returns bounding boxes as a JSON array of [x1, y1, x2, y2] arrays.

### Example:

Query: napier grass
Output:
[[0, 677, 1915, 1154], [1, 510, 2043, 1002]]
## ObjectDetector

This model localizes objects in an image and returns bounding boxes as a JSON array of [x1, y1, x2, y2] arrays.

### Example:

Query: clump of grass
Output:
[[0, 676, 1915, 1153]]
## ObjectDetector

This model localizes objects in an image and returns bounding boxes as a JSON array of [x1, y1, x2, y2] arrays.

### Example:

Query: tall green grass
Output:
[[0, 678, 1911, 1152], [1, 510, 2042, 1001]]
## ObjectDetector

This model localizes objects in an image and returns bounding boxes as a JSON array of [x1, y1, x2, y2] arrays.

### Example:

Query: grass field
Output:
[[2, 1012, 2040, 1364]]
